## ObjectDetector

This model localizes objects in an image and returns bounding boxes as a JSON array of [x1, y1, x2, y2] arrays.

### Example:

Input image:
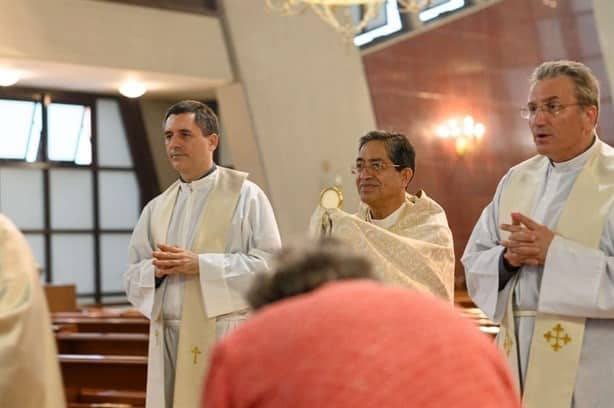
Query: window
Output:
[[47, 103, 92, 164], [0, 99, 42, 161], [354, 0, 488, 48], [0, 90, 144, 304]]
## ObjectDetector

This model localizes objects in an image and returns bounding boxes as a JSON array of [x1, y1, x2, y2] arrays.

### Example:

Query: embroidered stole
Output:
[[309, 191, 455, 302], [498, 140, 614, 407], [151, 166, 247, 407]]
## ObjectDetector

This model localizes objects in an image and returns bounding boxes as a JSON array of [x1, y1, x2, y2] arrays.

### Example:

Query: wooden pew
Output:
[[52, 308, 144, 319], [460, 307, 499, 337], [60, 354, 147, 391], [67, 388, 145, 407], [56, 332, 149, 356], [53, 323, 78, 334], [52, 317, 149, 334], [51, 309, 150, 406], [455, 290, 499, 337], [44, 284, 77, 312]]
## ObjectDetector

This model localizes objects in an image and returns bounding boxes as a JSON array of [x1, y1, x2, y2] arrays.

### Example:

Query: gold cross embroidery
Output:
[[543, 323, 571, 352], [503, 331, 513, 357], [154, 330, 160, 346], [191, 346, 202, 364]]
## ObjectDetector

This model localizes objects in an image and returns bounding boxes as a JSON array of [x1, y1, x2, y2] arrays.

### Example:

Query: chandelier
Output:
[[265, 0, 432, 42]]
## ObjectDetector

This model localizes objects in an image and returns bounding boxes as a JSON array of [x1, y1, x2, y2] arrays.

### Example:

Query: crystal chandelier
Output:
[[266, 0, 431, 42]]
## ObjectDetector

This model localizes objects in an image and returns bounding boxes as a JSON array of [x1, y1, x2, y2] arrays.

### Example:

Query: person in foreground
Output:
[[311, 131, 454, 301], [462, 60, 614, 407], [123, 100, 281, 408], [203, 239, 520, 407], [0, 214, 65, 407]]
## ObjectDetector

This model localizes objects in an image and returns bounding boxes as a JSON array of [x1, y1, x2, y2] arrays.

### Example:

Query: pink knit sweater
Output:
[[204, 280, 520, 407]]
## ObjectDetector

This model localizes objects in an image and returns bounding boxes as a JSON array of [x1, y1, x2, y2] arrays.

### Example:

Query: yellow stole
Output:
[[151, 166, 247, 407], [498, 139, 614, 407]]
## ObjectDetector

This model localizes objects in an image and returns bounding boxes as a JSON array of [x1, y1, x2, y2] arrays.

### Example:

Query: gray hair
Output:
[[246, 238, 376, 310], [530, 60, 600, 112]]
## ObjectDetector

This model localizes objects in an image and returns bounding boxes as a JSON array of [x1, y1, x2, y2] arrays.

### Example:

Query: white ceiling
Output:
[[0, 57, 223, 100]]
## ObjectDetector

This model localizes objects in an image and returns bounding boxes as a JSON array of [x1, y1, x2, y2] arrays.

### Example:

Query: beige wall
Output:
[[219, 0, 377, 239], [0, 0, 232, 81], [140, 99, 177, 190], [0, 0, 379, 240], [594, 0, 614, 104], [216, 83, 269, 192]]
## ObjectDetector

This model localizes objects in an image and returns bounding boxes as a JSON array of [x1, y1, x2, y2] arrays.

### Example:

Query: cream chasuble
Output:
[[0, 214, 65, 408], [498, 139, 614, 407], [150, 167, 247, 408], [310, 191, 454, 301]]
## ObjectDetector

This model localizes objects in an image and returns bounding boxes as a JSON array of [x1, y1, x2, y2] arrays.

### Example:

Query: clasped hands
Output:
[[500, 212, 555, 268], [152, 243, 199, 278]]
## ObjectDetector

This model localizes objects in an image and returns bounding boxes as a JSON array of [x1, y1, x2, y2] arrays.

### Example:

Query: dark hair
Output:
[[247, 238, 376, 310], [163, 100, 219, 136], [358, 130, 416, 173]]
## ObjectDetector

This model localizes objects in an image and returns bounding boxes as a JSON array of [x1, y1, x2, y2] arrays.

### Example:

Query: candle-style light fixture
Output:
[[435, 115, 485, 155]]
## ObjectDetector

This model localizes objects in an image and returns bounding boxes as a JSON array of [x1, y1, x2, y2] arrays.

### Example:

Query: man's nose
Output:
[[358, 169, 373, 179], [167, 134, 182, 148], [532, 108, 549, 125]]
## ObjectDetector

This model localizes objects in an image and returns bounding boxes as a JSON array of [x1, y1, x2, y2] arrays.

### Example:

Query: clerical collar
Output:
[[549, 137, 597, 173], [367, 203, 404, 229], [179, 164, 217, 191]]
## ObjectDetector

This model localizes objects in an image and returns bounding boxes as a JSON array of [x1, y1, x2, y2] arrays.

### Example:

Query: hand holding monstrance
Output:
[[318, 186, 343, 236]]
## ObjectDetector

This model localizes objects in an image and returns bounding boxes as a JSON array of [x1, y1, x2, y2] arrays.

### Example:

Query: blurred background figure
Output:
[[0, 214, 65, 407], [203, 239, 520, 408]]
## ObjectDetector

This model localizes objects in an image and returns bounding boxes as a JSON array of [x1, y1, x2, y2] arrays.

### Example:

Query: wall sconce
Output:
[[435, 115, 485, 155]]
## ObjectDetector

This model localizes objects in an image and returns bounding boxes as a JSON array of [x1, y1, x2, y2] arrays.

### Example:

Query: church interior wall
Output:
[[362, 0, 614, 289], [218, 0, 377, 240], [1, 0, 613, 299], [0, 0, 232, 83]]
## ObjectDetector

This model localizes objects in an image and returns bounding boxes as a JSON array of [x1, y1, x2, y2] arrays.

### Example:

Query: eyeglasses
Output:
[[520, 101, 582, 119], [351, 161, 401, 175]]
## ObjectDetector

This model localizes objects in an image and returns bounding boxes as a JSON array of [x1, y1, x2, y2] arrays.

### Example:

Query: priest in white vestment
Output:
[[312, 131, 454, 301], [463, 61, 614, 407], [123, 101, 281, 408], [0, 214, 65, 408]]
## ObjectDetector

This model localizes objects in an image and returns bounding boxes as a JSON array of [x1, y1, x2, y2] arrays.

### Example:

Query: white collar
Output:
[[179, 168, 217, 192], [368, 203, 405, 229], [550, 137, 597, 173]]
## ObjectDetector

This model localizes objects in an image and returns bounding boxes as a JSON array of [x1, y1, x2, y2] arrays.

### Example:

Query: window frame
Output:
[[0, 86, 158, 303]]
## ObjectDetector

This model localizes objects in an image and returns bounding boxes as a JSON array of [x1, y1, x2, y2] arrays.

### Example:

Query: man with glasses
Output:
[[311, 130, 454, 301], [463, 60, 614, 407]]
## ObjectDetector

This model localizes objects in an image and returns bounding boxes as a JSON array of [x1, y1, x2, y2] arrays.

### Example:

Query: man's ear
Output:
[[208, 133, 219, 151], [401, 168, 413, 189], [583, 105, 598, 130]]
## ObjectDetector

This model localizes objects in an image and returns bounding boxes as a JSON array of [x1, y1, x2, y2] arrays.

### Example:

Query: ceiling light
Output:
[[119, 80, 147, 98], [0, 69, 21, 86]]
